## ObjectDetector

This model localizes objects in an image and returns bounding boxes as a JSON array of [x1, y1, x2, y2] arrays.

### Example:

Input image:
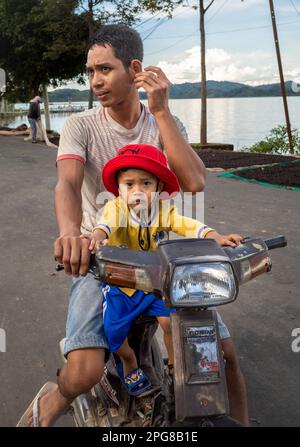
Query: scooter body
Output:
[[58, 235, 286, 427]]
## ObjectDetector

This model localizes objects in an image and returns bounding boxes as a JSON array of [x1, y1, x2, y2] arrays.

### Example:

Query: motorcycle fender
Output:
[[171, 309, 229, 421]]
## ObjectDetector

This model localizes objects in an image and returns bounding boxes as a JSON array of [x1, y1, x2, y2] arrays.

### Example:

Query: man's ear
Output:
[[129, 59, 142, 78]]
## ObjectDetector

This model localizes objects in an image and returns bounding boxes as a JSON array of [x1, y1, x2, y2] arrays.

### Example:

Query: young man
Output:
[[22, 24, 247, 426]]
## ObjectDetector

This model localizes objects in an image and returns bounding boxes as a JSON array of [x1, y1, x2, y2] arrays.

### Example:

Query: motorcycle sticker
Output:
[[183, 325, 220, 383]]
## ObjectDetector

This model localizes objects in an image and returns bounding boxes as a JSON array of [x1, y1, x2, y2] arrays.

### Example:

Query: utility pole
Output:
[[269, 0, 294, 153], [88, 0, 95, 109], [199, 0, 215, 145], [200, 0, 207, 144]]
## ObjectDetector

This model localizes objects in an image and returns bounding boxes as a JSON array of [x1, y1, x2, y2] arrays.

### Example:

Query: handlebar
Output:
[[55, 235, 287, 289], [264, 235, 287, 250]]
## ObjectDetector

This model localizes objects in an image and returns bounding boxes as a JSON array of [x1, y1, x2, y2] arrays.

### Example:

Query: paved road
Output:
[[0, 136, 299, 427]]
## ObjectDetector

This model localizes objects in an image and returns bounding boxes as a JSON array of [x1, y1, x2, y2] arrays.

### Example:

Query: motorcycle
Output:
[[57, 235, 286, 427]]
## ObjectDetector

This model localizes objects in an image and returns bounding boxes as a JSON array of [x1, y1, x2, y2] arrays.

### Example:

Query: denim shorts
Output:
[[64, 273, 109, 357], [64, 274, 230, 357]]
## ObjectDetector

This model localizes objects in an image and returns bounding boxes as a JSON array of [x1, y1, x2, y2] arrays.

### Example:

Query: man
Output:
[[24, 24, 247, 426], [27, 96, 42, 143]]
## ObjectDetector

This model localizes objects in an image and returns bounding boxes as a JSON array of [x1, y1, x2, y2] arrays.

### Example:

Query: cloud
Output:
[[158, 46, 300, 85]]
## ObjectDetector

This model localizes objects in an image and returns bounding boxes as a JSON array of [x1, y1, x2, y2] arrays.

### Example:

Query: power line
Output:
[[289, 0, 300, 17], [134, 11, 162, 29], [134, 2, 181, 33], [145, 19, 300, 56], [207, 19, 300, 35], [141, 0, 228, 42], [146, 31, 197, 56], [142, 17, 170, 41], [206, 0, 230, 24], [141, 6, 185, 42]]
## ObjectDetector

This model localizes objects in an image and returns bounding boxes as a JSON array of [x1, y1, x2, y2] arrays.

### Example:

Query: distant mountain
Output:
[[48, 80, 300, 102]]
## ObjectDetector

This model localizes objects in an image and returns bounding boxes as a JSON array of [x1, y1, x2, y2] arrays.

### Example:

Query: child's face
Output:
[[118, 168, 161, 212]]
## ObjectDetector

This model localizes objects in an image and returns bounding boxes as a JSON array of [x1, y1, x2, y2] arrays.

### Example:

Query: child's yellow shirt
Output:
[[94, 197, 214, 295]]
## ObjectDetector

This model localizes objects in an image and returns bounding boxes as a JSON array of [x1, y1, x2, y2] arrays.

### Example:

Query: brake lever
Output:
[[55, 263, 64, 271], [55, 258, 100, 278]]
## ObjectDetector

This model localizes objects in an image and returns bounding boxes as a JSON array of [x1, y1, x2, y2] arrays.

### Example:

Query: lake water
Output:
[[2, 97, 300, 150]]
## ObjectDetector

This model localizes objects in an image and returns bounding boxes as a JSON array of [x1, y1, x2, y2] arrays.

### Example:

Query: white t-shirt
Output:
[[57, 103, 189, 234]]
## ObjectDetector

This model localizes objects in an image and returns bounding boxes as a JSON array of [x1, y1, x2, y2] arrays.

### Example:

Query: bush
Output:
[[244, 125, 300, 155]]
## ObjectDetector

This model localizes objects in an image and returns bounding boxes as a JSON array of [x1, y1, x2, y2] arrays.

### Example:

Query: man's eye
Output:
[[87, 69, 94, 76], [102, 67, 111, 73]]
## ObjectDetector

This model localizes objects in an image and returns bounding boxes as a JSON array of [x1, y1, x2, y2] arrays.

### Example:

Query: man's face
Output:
[[87, 44, 135, 107]]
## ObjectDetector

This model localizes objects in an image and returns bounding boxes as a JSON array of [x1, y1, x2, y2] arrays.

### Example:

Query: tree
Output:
[[0, 0, 181, 119], [0, 0, 89, 102]]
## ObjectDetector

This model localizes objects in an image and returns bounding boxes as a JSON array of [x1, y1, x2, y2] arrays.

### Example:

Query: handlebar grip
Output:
[[264, 235, 287, 250]]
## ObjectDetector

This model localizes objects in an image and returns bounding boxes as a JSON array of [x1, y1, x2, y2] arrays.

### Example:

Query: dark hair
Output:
[[88, 24, 143, 68]]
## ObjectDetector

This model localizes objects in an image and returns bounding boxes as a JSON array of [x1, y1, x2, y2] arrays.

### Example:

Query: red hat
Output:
[[102, 144, 180, 197]]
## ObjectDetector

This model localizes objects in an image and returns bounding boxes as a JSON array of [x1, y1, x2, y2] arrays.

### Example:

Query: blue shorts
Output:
[[64, 276, 230, 357], [103, 285, 175, 352]]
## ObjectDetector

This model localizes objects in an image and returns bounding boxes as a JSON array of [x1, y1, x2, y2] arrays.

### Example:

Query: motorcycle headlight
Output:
[[170, 262, 237, 307]]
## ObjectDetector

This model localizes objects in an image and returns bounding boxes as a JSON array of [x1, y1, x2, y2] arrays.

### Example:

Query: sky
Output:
[[60, 0, 300, 89]]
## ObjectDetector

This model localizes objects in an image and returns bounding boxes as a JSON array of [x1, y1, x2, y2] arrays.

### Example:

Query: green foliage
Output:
[[0, 0, 89, 101], [244, 125, 300, 155], [0, 0, 181, 102]]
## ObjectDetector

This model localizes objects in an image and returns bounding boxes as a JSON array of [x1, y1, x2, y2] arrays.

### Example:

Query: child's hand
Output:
[[205, 231, 243, 247], [88, 229, 107, 253]]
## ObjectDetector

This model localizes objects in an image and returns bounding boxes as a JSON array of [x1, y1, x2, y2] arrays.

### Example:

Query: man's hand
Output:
[[134, 66, 170, 116], [54, 234, 91, 277], [205, 231, 243, 247]]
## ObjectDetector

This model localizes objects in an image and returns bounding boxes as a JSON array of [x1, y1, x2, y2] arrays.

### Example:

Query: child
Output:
[[89, 144, 242, 396]]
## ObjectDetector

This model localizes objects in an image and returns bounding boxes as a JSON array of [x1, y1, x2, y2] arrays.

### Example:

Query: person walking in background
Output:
[[27, 96, 42, 143]]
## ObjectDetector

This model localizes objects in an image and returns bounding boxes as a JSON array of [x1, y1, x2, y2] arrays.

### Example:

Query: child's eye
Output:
[[125, 182, 133, 188], [144, 181, 151, 186]]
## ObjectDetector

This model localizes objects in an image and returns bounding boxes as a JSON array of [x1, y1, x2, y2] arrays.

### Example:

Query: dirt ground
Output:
[[197, 149, 298, 169], [197, 149, 300, 188], [235, 161, 300, 188]]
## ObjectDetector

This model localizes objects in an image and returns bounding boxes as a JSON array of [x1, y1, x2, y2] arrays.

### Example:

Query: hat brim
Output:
[[102, 155, 180, 198]]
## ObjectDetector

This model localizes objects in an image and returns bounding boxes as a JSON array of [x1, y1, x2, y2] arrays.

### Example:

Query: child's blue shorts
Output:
[[102, 284, 175, 352]]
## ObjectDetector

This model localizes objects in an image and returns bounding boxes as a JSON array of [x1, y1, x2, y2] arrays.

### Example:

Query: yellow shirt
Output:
[[94, 197, 214, 295]]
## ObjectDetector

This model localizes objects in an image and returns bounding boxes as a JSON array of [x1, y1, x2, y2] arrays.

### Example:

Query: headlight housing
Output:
[[170, 262, 237, 307]]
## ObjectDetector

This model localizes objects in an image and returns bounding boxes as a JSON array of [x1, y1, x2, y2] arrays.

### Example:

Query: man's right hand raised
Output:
[[54, 234, 91, 277]]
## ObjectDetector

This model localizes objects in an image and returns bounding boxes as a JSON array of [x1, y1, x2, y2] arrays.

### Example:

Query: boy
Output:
[[89, 144, 242, 396]]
